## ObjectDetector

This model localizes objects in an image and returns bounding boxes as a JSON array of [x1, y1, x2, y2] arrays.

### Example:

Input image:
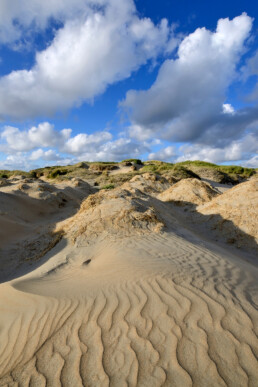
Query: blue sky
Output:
[[0, 0, 257, 170]]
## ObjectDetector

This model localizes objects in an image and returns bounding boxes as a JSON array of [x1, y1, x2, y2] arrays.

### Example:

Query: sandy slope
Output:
[[0, 176, 257, 386], [158, 178, 219, 205], [198, 178, 258, 243], [0, 177, 93, 281]]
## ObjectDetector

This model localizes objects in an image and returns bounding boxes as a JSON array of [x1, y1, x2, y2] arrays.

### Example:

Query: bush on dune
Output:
[[121, 159, 143, 165], [47, 169, 69, 179]]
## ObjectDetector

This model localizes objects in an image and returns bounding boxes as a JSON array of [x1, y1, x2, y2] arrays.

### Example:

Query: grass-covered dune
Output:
[[0, 160, 256, 189]]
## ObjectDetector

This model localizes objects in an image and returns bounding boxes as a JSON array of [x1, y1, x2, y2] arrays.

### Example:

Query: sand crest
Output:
[[158, 178, 219, 205]]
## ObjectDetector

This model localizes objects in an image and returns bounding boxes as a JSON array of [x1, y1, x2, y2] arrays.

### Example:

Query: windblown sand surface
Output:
[[198, 178, 258, 243], [158, 178, 219, 205], [0, 175, 257, 386]]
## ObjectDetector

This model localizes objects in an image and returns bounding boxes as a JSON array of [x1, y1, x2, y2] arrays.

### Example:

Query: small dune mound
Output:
[[36, 182, 56, 194], [89, 163, 118, 172], [120, 161, 133, 166], [122, 173, 170, 195], [75, 162, 89, 169], [187, 166, 236, 184], [167, 166, 200, 181], [161, 174, 179, 184], [63, 186, 165, 243], [70, 177, 86, 187], [0, 178, 9, 187], [9, 174, 30, 183], [17, 183, 30, 191], [198, 179, 258, 245], [158, 178, 219, 205]]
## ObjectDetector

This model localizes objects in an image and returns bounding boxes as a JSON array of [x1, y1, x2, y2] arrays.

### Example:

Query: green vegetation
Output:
[[101, 184, 115, 190], [47, 168, 69, 179], [168, 165, 200, 180], [95, 171, 139, 188], [0, 169, 31, 178], [0, 160, 255, 187], [89, 163, 118, 171], [140, 162, 200, 180], [90, 161, 117, 164], [141, 162, 174, 173], [176, 160, 255, 178], [218, 165, 255, 177], [121, 159, 143, 165], [176, 160, 217, 168]]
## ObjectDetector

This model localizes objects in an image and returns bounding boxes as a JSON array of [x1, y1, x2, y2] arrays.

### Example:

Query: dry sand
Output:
[[0, 175, 257, 386], [158, 178, 219, 205]]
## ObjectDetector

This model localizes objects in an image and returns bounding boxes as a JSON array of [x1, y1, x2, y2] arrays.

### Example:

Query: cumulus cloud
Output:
[[175, 132, 258, 166], [63, 132, 112, 154], [241, 50, 258, 101], [0, 0, 176, 119], [222, 103, 235, 114], [0, 121, 148, 169], [0, 0, 95, 44], [128, 124, 156, 141], [243, 155, 258, 168], [0, 9, 257, 169], [75, 138, 149, 162], [146, 132, 258, 167], [123, 13, 258, 147], [148, 146, 176, 161], [0, 122, 114, 156], [0, 153, 33, 171], [0, 122, 71, 152], [29, 149, 64, 161]]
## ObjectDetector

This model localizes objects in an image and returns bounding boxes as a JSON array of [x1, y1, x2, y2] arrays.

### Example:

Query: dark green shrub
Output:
[[121, 159, 143, 165], [47, 169, 68, 179], [29, 171, 38, 178]]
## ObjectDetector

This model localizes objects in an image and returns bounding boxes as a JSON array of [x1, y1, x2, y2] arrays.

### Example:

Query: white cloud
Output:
[[0, 122, 71, 152], [63, 132, 112, 154], [222, 103, 235, 114], [0, 121, 148, 169], [128, 124, 156, 141], [242, 155, 258, 168], [123, 13, 257, 147], [0, 122, 115, 157], [148, 146, 176, 161], [176, 132, 258, 165], [30, 149, 64, 161], [0, 0, 176, 119], [76, 137, 149, 162], [0, 0, 94, 44], [0, 153, 32, 171]]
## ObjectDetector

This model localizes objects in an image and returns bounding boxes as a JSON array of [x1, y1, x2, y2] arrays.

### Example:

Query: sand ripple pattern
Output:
[[0, 233, 257, 387]]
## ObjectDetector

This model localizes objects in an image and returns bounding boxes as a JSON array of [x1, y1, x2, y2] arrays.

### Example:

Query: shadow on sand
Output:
[[0, 184, 257, 283], [0, 180, 98, 283]]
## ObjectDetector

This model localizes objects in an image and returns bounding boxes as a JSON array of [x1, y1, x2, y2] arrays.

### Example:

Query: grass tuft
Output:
[[101, 184, 115, 190]]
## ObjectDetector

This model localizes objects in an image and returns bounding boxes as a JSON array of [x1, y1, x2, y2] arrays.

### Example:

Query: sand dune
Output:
[[0, 175, 257, 386], [198, 178, 258, 243], [0, 178, 93, 281], [158, 178, 219, 205]]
